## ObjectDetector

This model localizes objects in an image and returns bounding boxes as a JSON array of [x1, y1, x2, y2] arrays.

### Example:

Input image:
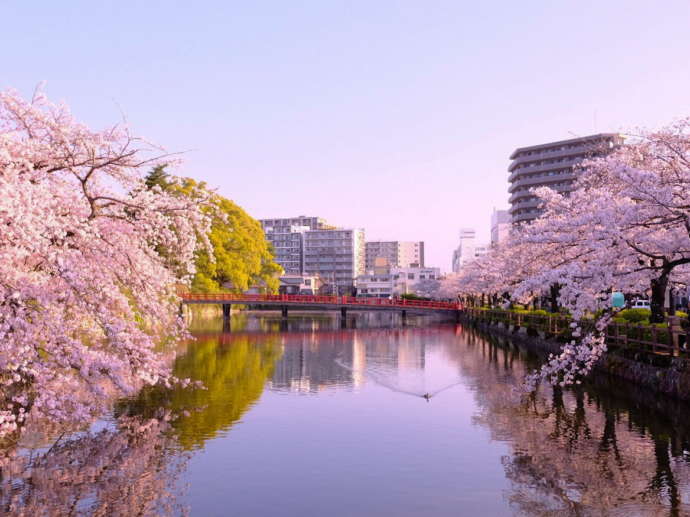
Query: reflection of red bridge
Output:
[[182, 293, 461, 319]]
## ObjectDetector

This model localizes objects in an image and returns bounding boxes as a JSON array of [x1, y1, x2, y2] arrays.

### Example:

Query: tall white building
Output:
[[451, 228, 476, 273], [490, 209, 511, 246]]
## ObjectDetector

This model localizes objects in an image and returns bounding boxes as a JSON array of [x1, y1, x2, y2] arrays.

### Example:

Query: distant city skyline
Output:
[[4, 1, 689, 270]]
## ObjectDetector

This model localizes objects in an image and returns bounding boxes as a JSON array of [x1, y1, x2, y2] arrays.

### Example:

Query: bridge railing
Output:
[[181, 293, 460, 310]]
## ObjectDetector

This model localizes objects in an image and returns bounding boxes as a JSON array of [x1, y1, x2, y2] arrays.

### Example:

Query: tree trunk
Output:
[[668, 287, 676, 316], [650, 274, 668, 324], [549, 283, 561, 314]]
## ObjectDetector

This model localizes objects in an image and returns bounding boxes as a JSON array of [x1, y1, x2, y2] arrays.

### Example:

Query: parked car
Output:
[[631, 299, 651, 309]]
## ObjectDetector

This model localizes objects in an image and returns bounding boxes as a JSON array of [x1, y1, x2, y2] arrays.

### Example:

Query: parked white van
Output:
[[632, 299, 651, 309]]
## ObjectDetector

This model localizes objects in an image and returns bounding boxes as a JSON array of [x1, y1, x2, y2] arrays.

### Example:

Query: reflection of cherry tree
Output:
[[445, 330, 690, 516], [0, 414, 189, 516]]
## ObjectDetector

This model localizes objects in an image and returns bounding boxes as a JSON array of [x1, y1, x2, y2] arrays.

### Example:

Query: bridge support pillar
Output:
[[401, 310, 407, 326], [340, 307, 347, 328], [222, 304, 232, 319], [281, 306, 288, 319], [455, 310, 461, 323]]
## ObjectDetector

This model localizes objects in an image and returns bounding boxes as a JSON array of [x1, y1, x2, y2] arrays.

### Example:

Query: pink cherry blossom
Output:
[[0, 88, 210, 439], [449, 119, 690, 390]]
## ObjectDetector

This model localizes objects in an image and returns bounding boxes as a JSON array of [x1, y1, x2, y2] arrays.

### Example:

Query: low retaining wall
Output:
[[464, 316, 690, 401]]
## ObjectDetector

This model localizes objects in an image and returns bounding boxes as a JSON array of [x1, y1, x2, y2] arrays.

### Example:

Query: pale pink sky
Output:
[[3, 1, 690, 270]]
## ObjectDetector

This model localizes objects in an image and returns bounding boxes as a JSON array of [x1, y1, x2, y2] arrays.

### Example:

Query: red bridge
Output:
[[181, 293, 461, 321]]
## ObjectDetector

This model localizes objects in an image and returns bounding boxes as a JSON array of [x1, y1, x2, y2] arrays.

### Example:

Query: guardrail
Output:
[[465, 308, 689, 360], [181, 293, 461, 311]]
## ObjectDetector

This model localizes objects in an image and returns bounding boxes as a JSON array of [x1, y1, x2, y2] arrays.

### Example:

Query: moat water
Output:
[[4, 312, 690, 516]]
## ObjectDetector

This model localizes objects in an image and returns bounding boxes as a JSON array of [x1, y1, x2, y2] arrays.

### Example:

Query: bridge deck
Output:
[[181, 293, 459, 312]]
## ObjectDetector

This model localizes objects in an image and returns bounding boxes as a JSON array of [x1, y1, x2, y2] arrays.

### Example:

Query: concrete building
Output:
[[303, 228, 365, 295], [491, 209, 511, 246], [354, 272, 393, 298], [391, 266, 441, 296], [365, 241, 424, 270], [451, 228, 476, 273], [260, 216, 333, 275], [278, 274, 322, 295], [355, 266, 440, 298], [508, 133, 624, 224]]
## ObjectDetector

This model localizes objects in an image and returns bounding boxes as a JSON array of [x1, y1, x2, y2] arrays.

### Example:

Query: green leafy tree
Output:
[[144, 170, 281, 293]]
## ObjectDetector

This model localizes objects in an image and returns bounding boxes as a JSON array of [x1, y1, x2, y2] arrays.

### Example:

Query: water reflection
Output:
[[460, 330, 690, 516], [118, 333, 281, 450], [0, 415, 188, 516], [4, 317, 690, 516], [269, 326, 456, 395]]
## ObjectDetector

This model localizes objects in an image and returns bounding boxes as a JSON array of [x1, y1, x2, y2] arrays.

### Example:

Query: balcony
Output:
[[508, 173, 576, 193]]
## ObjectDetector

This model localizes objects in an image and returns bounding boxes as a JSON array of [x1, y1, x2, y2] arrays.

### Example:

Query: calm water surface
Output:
[[5, 313, 690, 516]]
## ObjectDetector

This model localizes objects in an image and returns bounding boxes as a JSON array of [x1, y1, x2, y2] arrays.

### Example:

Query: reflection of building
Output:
[[270, 336, 354, 393], [269, 329, 428, 393], [396, 339, 426, 371], [508, 133, 624, 224], [365, 241, 425, 270]]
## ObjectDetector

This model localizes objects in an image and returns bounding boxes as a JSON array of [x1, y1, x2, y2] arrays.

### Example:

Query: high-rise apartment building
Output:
[[365, 241, 424, 270], [260, 216, 332, 274], [508, 133, 624, 224], [303, 228, 365, 294], [490, 209, 511, 246], [451, 228, 476, 273]]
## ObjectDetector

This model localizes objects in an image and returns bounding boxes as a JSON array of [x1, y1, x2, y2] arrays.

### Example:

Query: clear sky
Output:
[[3, 1, 690, 270]]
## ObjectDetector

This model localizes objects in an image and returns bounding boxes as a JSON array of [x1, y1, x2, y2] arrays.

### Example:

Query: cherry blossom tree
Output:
[[0, 88, 210, 439], [453, 119, 690, 390]]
